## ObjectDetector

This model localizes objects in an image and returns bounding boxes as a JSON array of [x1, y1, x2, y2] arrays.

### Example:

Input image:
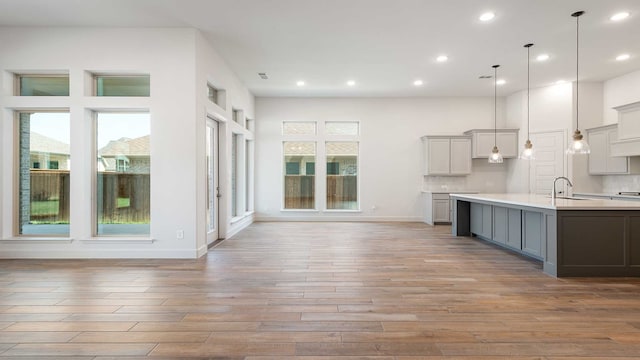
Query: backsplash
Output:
[[602, 175, 640, 193], [423, 160, 508, 193]]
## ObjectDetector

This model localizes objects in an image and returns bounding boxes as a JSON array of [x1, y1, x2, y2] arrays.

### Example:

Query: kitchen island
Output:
[[450, 193, 640, 277]]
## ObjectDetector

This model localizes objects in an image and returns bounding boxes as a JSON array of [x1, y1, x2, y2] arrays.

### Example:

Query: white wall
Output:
[[255, 97, 508, 221], [0, 27, 254, 258], [601, 69, 640, 191], [505, 81, 602, 194], [603, 69, 640, 125]]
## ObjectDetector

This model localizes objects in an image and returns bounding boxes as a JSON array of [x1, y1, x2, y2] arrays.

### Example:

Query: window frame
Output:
[[282, 141, 317, 211], [13, 110, 71, 237], [93, 111, 151, 237], [93, 74, 150, 97], [15, 74, 70, 96]]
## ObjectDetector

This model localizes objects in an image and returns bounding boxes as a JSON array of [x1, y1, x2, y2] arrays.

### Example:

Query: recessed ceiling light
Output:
[[296, 80, 305, 86], [496, 79, 506, 85], [616, 54, 631, 61], [536, 54, 550, 61], [610, 12, 630, 21], [479, 12, 495, 22], [347, 80, 356, 86], [436, 55, 448, 62], [413, 79, 424, 86]]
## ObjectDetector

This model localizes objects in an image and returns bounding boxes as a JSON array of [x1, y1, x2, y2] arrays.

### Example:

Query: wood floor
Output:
[[2, 221, 640, 359]]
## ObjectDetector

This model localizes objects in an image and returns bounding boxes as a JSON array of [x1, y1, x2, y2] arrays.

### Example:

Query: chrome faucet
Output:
[[552, 176, 573, 200]]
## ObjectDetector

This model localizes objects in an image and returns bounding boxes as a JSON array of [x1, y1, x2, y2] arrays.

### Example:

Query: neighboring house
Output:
[[98, 135, 150, 174], [30, 132, 70, 170]]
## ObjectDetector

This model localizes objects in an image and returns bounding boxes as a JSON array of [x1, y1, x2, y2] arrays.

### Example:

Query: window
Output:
[[95, 75, 150, 96], [283, 142, 315, 209], [232, 109, 243, 125], [17, 75, 69, 96], [326, 142, 358, 210], [207, 84, 226, 109], [326, 121, 359, 136], [231, 134, 240, 217], [283, 122, 316, 135], [96, 113, 150, 235], [245, 140, 253, 212], [245, 118, 254, 132], [17, 111, 70, 235]]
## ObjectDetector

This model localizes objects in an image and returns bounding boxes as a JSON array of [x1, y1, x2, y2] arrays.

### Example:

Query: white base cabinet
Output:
[[424, 193, 451, 225]]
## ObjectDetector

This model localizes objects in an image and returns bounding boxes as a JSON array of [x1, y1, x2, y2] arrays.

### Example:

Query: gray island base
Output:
[[450, 193, 640, 277]]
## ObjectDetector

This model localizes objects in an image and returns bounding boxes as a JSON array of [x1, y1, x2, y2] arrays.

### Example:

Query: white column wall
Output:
[[0, 27, 245, 258], [194, 32, 255, 255]]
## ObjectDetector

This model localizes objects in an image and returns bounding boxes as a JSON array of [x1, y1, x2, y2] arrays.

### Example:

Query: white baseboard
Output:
[[224, 213, 254, 239], [0, 248, 200, 259], [254, 215, 422, 222]]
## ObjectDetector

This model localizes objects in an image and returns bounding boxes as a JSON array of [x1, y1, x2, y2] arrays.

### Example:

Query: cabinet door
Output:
[[498, 133, 518, 158], [433, 199, 450, 223], [588, 130, 608, 174], [506, 208, 522, 250], [607, 129, 628, 173], [492, 207, 508, 245], [473, 132, 496, 158], [470, 203, 483, 235], [522, 211, 542, 258], [481, 204, 493, 239], [426, 138, 450, 175], [450, 138, 472, 175]]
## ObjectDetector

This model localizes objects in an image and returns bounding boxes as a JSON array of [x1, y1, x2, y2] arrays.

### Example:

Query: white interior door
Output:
[[206, 118, 220, 243], [529, 130, 566, 195]]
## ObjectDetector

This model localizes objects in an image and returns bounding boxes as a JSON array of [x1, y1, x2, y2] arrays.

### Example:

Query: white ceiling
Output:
[[1, 0, 639, 97]]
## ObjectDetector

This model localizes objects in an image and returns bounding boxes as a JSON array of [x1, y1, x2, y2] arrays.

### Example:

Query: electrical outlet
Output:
[[176, 230, 184, 239]]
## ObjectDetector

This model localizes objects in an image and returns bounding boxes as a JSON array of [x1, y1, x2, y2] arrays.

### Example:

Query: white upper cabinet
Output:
[[463, 129, 519, 159], [587, 124, 640, 175], [421, 136, 472, 176], [610, 102, 640, 157]]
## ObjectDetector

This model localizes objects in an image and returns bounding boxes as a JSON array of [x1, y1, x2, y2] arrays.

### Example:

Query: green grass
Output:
[[31, 200, 59, 216], [117, 197, 131, 208]]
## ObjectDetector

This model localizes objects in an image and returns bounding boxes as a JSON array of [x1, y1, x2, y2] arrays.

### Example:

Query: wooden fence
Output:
[[284, 175, 357, 209], [29, 170, 70, 222], [28, 171, 150, 224], [284, 175, 315, 209], [97, 172, 150, 223], [327, 175, 357, 209]]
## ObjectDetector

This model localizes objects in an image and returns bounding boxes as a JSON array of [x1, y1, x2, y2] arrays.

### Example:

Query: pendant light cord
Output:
[[494, 65, 497, 146], [527, 45, 530, 138], [575, 12, 580, 131]]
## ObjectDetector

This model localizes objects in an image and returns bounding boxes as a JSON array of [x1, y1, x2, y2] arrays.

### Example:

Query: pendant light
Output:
[[566, 10, 590, 155], [520, 43, 535, 160], [489, 64, 504, 164]]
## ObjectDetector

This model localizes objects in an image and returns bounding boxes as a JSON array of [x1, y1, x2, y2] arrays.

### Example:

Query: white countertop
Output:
[[422, 190, 478, 194], [450, 193, 640, 210], [573, 192, 640, 201]]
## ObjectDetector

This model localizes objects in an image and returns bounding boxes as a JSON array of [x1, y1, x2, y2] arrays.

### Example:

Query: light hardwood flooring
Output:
[[2, 221, 640, 359]]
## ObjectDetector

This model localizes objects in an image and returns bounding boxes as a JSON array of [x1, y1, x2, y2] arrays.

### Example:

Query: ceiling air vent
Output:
[[478, 75, 493, 79], [258, 72, 269, 80]]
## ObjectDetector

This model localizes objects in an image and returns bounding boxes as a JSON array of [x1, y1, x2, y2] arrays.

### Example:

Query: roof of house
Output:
[[284, 141, 358, 156], [30, 132, 70, 155], [99, 135, 150, 157]]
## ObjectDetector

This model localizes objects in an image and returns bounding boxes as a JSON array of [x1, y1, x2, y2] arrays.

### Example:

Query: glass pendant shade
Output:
[[566, 129, 591, 154], [520, 139, 535, 159], [489, 145, 504, 163]]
